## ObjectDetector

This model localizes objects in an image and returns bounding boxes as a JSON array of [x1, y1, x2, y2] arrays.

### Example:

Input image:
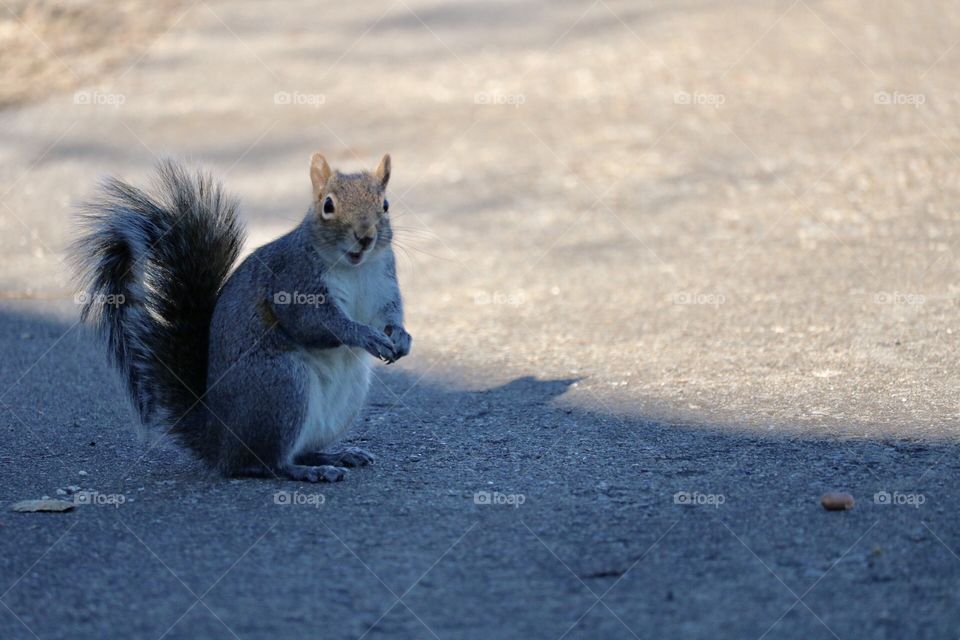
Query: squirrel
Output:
[[71, 153, 411, 482]]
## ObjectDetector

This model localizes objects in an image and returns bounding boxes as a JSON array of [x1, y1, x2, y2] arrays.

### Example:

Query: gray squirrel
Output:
[[72, 153, 411, 482]]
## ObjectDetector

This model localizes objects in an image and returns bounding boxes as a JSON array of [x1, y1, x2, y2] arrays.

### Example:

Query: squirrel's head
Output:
[[308, 152, 392, 267]]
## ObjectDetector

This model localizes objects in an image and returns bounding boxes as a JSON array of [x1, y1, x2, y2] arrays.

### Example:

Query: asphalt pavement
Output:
[[1, 1, 959, 638]]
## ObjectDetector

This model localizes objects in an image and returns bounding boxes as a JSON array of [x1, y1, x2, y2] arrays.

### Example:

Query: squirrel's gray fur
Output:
[[71, 154, 410, 482]]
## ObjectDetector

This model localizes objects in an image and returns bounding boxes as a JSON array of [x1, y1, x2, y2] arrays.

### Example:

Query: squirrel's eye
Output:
[[322, 197, 335, 215], [383, 199, 389, 213]]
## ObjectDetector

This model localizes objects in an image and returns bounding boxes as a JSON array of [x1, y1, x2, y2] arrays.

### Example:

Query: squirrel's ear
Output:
[[375, 153, 391, 187], [310, 153, 332, 197]]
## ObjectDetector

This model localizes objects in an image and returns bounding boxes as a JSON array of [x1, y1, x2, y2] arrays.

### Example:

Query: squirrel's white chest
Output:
[[289, 259, 388, 457], [322, 259, 390, 326]]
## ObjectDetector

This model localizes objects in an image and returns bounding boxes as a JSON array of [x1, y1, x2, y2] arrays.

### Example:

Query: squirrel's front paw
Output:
[[360, 327, 397, 363], [384, 325, 412, 362]]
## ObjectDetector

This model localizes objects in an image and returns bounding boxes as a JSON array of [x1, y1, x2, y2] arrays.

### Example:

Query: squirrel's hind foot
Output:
[[279, 463, 348, 483], [296, 447, 375, 468]]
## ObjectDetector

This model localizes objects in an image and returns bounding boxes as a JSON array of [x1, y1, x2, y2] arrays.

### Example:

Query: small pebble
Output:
[[821, 492, 855, 511]]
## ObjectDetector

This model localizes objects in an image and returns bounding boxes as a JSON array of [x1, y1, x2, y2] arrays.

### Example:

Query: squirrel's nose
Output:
[[355, 233, 374, 250]]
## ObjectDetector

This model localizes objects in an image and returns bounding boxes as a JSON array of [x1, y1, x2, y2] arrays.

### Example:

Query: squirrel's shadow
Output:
[[466, 375, 581, 403], [369, 374, 580, 410]]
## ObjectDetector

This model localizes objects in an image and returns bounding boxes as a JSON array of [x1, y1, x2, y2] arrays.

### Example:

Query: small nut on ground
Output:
[[820, 492, 855, 511]]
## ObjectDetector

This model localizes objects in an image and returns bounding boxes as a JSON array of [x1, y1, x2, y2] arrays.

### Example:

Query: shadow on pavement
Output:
[[0, 306, 958, 640]]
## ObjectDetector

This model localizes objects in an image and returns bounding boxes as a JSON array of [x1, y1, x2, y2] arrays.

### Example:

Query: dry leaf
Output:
[[11, 499, 75, 513]]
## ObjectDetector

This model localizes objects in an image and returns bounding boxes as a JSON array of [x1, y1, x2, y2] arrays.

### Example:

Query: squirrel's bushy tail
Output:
[[71, 160, 244, 462]]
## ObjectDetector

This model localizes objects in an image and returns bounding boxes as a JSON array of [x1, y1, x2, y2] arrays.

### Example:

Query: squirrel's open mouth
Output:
[[346, 250, 365, 265]]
